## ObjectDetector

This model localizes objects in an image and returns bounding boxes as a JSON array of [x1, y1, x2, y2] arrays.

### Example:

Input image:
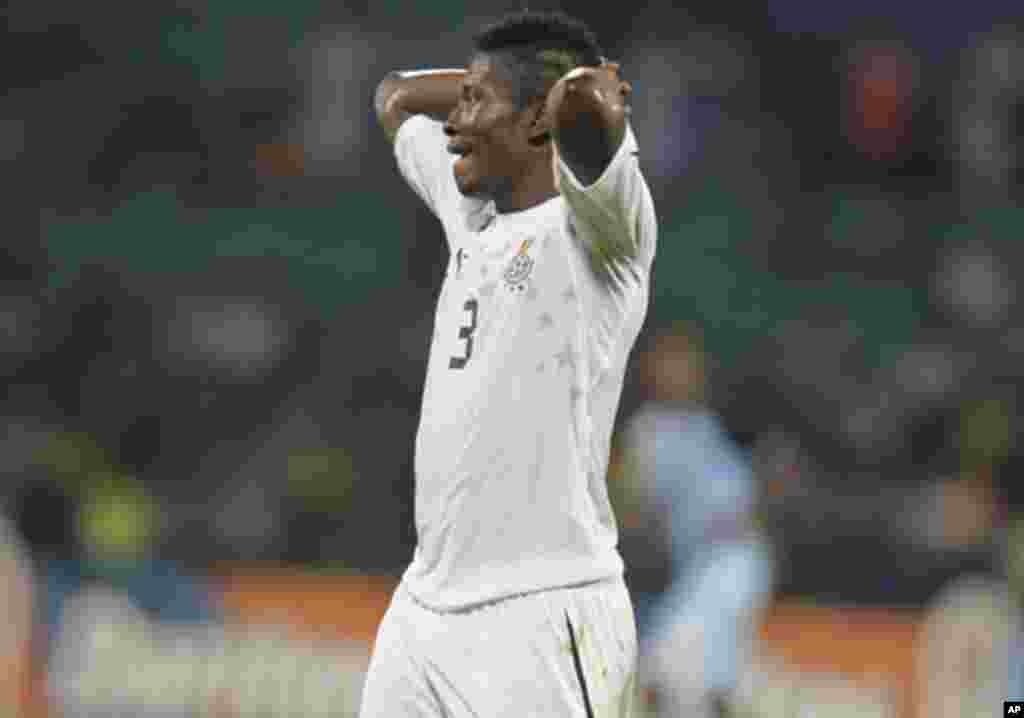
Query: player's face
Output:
[[444, 55, 539, 200]]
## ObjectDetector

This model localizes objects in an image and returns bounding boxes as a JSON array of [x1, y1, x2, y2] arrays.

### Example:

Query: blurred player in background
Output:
[[623, 324, 774, 718], [364, 10, 656, 717]]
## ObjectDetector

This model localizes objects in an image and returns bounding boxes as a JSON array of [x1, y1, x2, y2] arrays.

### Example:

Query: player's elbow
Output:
[[374, 73, 402, 117], [374, 72, 407, 141]]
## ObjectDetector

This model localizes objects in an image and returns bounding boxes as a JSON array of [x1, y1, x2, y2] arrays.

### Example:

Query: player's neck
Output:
[[493, 159, 558, 214]]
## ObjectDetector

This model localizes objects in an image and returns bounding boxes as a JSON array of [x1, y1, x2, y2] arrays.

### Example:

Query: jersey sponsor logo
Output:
[[503, 239, 535, 293]]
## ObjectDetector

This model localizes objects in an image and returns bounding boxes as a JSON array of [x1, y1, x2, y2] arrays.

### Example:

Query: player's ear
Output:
[[526, 97, 552, 147]]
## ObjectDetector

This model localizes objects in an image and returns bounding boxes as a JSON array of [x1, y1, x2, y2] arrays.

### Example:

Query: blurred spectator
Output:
[[42, 474, 214, 717], [917, 509, 1024, 718], [619, 13, 745, 185], [845, 37, 921, 163], [19, 469, 214, 636], [950, 21, 1024, 212], [292, 22, 380, 179], [0, 509, 35, 714], [620, 322, 774, 717], [13, 478, 80, 642]]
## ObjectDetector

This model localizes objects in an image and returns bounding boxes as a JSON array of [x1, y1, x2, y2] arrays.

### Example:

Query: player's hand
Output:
[[562, 58, 632, 111], [537, 59, 631, 139]]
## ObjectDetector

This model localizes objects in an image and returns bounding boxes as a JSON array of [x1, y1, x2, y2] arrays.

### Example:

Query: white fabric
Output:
[[392, 114, 657, 612], [359, 576, 638, 717]]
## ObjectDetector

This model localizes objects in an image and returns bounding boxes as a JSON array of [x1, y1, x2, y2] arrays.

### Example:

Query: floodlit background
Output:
[[1, 1, 1023, 716]]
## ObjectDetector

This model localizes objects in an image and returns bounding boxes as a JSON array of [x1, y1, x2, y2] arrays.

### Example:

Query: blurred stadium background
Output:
[[2, 0, 1024, 716]]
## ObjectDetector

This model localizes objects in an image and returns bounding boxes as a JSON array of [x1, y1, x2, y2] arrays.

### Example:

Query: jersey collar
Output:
[[461, 196, 496, 233]]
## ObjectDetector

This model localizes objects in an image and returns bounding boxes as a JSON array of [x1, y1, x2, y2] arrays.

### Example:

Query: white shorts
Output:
[[359, 576, 638, 717]]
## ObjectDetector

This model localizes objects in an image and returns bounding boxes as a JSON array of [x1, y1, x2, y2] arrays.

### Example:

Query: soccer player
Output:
[[362, 11, 657, 716]]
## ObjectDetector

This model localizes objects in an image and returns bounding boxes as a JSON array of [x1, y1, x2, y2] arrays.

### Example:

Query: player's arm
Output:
[[542, 60, 631, 186], [373, 69, 466, 144], [540, 60, 653, 275], [374, 68, 467, 221]]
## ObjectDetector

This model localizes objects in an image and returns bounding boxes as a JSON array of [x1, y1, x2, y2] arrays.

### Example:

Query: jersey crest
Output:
[[503, 239, 535, 293]]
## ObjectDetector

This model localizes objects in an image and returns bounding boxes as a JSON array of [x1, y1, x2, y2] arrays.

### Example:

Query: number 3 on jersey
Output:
[[449, 298, 478, 369]]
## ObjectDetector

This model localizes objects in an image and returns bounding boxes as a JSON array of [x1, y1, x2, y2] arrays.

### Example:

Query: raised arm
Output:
[[542, 60, 632, 186], [373, 69, 467, 143]]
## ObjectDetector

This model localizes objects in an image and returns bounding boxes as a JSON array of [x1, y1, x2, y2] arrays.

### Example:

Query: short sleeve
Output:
[[393, 114, 452, 219], [556, 123, 656, 272]]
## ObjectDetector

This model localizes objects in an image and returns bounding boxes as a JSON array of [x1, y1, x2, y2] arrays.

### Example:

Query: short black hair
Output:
[[472, 10, 603, 108]]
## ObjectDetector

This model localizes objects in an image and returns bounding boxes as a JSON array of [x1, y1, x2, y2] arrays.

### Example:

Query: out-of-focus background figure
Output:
[[0, 510, 34, 715], [3, 1, 1024, 716], [916, 474, 1019, 718], [619, 323, 774, 717]]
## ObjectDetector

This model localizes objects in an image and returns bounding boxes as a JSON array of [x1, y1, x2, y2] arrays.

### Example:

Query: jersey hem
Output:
[[400, 567, 625, 615]]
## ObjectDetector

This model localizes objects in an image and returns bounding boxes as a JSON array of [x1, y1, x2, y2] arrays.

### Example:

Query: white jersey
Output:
[[394, 114, 657, 611]]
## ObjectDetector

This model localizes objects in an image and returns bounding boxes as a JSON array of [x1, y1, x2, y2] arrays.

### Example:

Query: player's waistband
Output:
[[398, 574, 623, 616]]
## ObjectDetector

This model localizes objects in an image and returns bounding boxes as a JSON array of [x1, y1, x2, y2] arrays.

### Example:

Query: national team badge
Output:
[[503, 239, 535, 293]]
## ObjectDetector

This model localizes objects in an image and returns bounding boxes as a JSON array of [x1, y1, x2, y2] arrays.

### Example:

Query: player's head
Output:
[[640, 321, 707, 404], [444, 10, 602, 203]]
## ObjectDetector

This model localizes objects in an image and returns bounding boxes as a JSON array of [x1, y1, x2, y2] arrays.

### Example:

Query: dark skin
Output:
[[375, 55, 632, 214]]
